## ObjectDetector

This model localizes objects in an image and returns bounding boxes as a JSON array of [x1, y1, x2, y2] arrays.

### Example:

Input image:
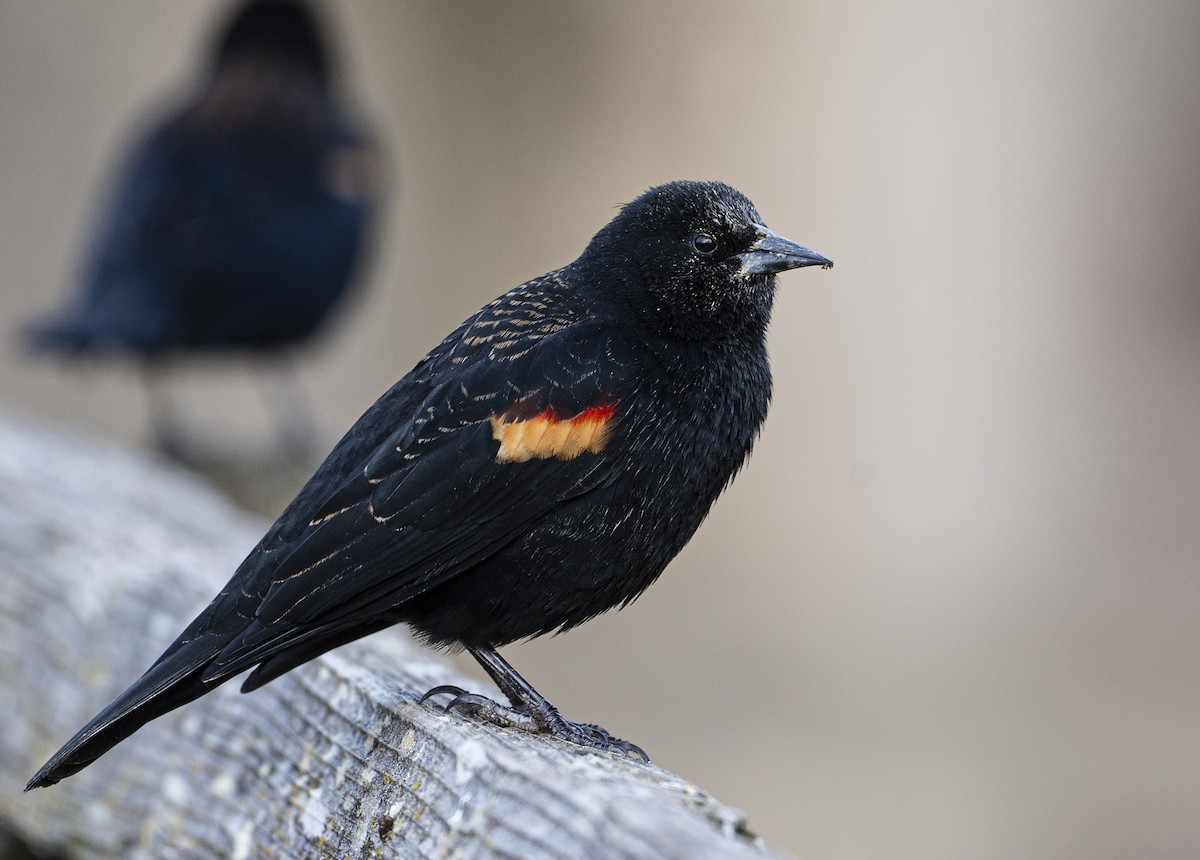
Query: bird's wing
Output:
[[69, 116, 244, 348], [202, 319, 636, 679]]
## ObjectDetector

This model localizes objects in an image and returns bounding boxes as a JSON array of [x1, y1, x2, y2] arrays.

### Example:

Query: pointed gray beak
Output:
[[737, 225, 833, 276]]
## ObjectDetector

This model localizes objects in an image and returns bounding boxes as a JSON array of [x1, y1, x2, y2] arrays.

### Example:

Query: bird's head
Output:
[[586, 180, 832, 343], [212, 0, 330, 84]]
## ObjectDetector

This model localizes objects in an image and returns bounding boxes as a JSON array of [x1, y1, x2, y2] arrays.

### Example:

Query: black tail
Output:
[[22, 318, 94, 354], [26, 640, 228, 790]]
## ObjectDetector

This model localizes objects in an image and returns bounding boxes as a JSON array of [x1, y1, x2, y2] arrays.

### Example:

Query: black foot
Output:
[[421, 649, 649, 762], [423, 686, 648, 760]]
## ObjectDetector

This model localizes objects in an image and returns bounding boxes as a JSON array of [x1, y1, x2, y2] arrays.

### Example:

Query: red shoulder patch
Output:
[[489, 403, 616, 463]]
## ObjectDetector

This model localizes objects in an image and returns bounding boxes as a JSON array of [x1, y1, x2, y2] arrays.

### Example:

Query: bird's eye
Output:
[[692, 233, 718, 256]]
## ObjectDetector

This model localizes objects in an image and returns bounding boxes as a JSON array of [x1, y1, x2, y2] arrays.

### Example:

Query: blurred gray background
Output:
[[3, 2, 1199, 857]]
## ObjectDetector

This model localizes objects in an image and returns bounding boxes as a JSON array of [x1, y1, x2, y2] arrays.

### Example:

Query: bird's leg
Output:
[[254, 351, 321, 462], [421, 646, 648, 761], [141, 359, 190, 460]]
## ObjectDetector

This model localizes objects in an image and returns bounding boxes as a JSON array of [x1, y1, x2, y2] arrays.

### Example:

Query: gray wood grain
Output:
[[0, 412, 775, 859]]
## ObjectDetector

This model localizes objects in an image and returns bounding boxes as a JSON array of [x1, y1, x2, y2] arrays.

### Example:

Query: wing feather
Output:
[[203, 321, 634, 679]]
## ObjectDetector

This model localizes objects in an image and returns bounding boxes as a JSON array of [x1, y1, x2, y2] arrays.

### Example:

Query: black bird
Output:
[[24, 0, 377, 455], [27, 180, 831, 789]]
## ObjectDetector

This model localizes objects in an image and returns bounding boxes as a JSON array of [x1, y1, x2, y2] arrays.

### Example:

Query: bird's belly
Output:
[[400, 482, 700, 649], [401, 387, 764, 650]]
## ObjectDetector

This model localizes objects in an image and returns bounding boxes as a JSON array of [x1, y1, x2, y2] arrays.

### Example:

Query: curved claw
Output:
[[566, 720, 650, 761], [615, 740, 649, 761], [576, 723, 649, 761], [419, 684, 468, 706]]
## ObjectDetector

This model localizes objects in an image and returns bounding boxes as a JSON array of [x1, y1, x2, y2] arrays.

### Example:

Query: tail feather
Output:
[[26, 640, 226, 790], [22, 318, 97, 354], [238, 613, 399, 693]]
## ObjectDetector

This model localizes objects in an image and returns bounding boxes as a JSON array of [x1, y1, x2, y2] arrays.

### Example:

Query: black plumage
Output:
[[24, 0, 376, 450], [28, 180, 831, 788]]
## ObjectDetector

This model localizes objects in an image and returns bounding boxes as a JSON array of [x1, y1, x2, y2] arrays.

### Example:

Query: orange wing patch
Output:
[[489, 404, 616, 463]]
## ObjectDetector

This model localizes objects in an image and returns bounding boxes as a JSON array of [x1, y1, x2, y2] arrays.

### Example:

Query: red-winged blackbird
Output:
[[24, 0, 377, 454], [27, 180, 831, 789]]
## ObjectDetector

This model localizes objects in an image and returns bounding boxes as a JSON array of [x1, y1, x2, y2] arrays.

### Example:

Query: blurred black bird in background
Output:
[[28, 180, 831, 789], [24, 0, 378, 457]]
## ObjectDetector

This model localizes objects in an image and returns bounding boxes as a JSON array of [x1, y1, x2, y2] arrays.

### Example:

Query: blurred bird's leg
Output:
[[422, 646, 649, 761], [141, 360, 191, 460], [255, 351, 322, 462]]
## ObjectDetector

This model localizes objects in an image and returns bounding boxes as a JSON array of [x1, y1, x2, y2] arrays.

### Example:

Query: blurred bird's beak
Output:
[[738, 226, 833, 276]]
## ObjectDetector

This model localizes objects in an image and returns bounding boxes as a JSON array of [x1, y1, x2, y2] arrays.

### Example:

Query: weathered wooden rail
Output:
[[0, 411, 774, 859]]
